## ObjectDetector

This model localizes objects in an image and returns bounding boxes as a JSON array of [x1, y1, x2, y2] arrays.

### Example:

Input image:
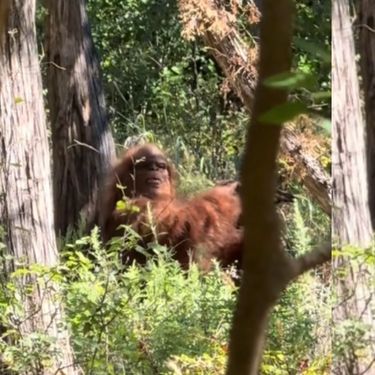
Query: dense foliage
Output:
[[0, 193, 331, 374], [332, 246, 375, 372], [87, 0, 330, 180], [87, 0, 245, 179]]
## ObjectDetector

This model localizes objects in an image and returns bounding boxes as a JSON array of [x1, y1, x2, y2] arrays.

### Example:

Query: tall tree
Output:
[[45, 0, 115, 237], [222, 0, 330, 373], [359, 0, 375, 226], [333, 0, 375, 373], [0, 1, 80, 374], [333, 0, 372, 247]]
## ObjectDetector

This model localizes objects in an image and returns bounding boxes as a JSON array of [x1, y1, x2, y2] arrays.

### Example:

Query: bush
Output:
[[60, 229, 236, 374], [0, 212, 331, 374]]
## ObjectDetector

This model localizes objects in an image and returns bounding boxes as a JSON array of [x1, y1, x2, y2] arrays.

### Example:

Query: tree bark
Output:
[[45, 0, 115, 237], [332, 0, 372, 248], [179, 0, 331, 215], [333, 1, 375, 373], [359, 0, 375, 228], [0, 1, 81, 374]]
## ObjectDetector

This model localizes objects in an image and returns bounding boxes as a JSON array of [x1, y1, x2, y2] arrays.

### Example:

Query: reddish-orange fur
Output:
[[100, 144, 243, 270]]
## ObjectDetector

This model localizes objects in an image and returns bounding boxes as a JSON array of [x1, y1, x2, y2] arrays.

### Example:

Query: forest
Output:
[[0, 0, 373, 374]]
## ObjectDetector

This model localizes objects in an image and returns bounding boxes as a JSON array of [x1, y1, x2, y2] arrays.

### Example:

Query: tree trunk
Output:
[[225, 0, 330, 373], [359, 0, 375, 228], [45, 0, 115, 237], [179, 0, 332, 215], [358, 3, 375, 369], [333, 1, 375, 373], [0, 1, 81, 374], [332, 0, 372, 249]]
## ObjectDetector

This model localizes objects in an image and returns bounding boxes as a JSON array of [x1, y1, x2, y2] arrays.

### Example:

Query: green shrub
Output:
[[0, 214, 331, 374]]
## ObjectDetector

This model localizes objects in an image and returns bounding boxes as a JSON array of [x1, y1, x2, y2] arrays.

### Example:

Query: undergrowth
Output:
[[0, 192, 331, 374]]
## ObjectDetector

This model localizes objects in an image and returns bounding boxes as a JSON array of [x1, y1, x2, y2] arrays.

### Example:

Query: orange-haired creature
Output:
[[100, 144, 243, 270]]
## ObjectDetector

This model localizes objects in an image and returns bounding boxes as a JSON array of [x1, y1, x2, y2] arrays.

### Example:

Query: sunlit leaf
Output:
[[116, 200, 127, 211]]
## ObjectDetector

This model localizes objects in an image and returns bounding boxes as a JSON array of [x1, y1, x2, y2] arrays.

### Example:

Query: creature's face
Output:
[[132, 147, 172, 199]]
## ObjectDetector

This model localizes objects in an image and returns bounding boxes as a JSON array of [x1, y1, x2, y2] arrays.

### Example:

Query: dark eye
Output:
[[157, 162, 167, 169], [135, 161, 148, 170]]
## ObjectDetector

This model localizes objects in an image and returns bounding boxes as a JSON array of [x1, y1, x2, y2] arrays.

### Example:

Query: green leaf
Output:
[[171, 66, 182, 75], [259, 102, 307, 124], [115, 199, 140, 214], [116, 200, 127, 211], [263, 71, 317, 90], [316, 118, 331, 134]]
